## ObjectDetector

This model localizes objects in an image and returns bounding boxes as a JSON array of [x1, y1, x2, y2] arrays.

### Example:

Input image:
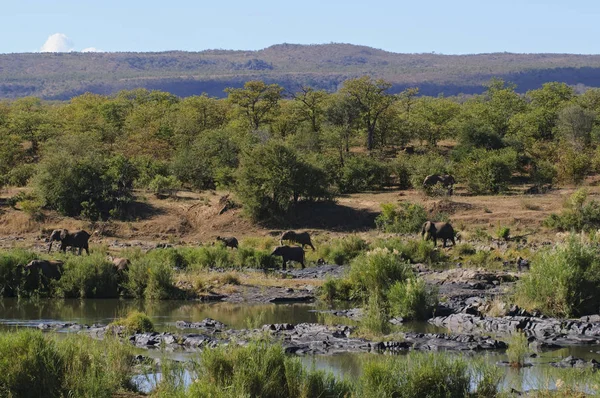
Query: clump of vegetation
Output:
[[515, 237, 600, 317], [454, 243, 476, 256], [374, 238, 446, 265], [356, 353, 500, 398], [506, 332, 531, 368], [544, 188, 600, 232], [55, 253, 119, 298], [375, 202, 428, 233], [388, 278, 438, 321], [0, 330, 135, 398], [496, 225, 511, 241], [183, 341, 353, 398], [337, 155, 390, 193], [318, 235, 370, 265], [109, 311, 154, 334], [455, 148, 518, 194], [148, 174, 181, 198]]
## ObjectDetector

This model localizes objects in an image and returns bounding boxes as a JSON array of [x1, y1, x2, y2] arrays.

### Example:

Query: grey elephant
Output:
[[423, 174, 456, 194], [421, 221, 456, 248], [271, 246, 305, 269], [22, 260, 64, 290], [280, 231, 315, 251], [48, 229, 91, 255], [216, 236, 239, 249], [111, 257, 130, 272]]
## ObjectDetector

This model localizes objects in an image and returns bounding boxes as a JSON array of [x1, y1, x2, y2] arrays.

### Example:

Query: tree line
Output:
[[0, 77, 598, 221]]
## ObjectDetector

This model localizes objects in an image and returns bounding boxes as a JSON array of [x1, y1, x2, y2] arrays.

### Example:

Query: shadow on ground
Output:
[[262, 201, 378, 232]]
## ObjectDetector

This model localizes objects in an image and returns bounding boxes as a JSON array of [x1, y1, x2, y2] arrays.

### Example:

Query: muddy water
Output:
[[1, 298, 599, 393]]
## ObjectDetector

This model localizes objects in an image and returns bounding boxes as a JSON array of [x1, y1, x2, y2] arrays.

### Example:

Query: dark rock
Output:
[[176, 318, 227, 330]]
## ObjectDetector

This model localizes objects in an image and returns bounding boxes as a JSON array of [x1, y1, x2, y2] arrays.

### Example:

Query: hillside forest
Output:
[[0, 77, 598, 224]]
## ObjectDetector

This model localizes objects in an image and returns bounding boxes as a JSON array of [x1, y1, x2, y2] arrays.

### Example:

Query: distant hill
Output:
[[3, 43, 600, 99]]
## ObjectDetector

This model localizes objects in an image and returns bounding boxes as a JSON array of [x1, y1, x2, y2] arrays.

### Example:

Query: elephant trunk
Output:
[[47, 241, 53, 253]]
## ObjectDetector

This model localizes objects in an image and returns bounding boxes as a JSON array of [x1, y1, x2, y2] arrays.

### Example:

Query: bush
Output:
[[375, 202, 428, 234], [235, 142, 332, 221], [55, 253, 119, 298], [109, 311, 154, 334], [544, 189, 600, 232], [388, 278, 438, 321], [515, 237, 600, 317], [556, 146, 591, 184], [337, 155, 390, 193], [402, 152, 449, 191], [496, 226, 510, 241], [124, 255, 175, 299], [455, 148, 518, 194], [131, 155, 169, 189], [320, 278, 355, 301], [6, 163, 36, 186], [149, 175, 181, 198], [35, 149, 137, 220]]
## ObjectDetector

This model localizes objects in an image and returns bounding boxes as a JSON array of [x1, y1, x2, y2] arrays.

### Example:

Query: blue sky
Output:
[[2, 0, 599, 54]]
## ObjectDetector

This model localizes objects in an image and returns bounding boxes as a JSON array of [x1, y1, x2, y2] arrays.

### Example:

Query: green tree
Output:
[[412, 96, 460, 147], [293, 86, 328, 133], [340, 77, 397, 151], [235, 142, 329, 220], [8, 97, 51, 155], [225, 81, 283, 131], [557, 104, 595, 150]]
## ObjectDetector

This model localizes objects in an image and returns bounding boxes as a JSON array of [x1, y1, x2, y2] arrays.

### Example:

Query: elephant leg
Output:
[[309, 243, 315, 251], [433, 237, 437, 247], [78, 247, 82, 255], [282, 259, 287, 270], [442, 239, 447, 248], [85, 245, 89, 255], [300, 259, 305, 269], [451, 237, 456, 246], [60, 243, 67, 253]]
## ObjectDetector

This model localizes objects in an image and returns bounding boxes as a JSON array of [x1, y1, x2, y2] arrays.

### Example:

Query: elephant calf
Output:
[[216, 236, 239, 249], [271, 246, 305, 269], [112, 257, 130, 272], [280, 231, 315, 251], [421, 221, 456, 248], [48, 229, 91, 255]]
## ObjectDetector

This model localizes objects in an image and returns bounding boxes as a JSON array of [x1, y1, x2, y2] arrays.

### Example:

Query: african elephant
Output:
[[280, 231, 315, 251], [23, 260, 64, 290], [216, 236, 239, 249], [423, 174, 456, 194], [421, 221, 456, 248], [271, 246, 305, 269], [48, 229, 91, 255]]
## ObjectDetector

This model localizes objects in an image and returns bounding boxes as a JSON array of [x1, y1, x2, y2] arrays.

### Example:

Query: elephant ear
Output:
[[60, 229, 68, 240]]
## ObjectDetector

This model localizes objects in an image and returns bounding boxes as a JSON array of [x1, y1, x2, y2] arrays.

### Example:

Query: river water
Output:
[[1, 298, 599, 393]]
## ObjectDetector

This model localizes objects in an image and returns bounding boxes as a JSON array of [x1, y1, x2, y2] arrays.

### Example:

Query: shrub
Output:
[[506, 332, 530, 368], [145, 261, 174, 299], [375, 202, 428, 234], [544, 189, 600, 232], [388, 278, 438, 321], [496, 226, 511, 241], [235, 142, 332, 221], [454, 243, 476, 256], [35, 149, 136, 220], [515, 237, 600, 317], [131, 155, 169, 189], [19, 198, 44, 221], [320, 278, 355, 302], [530, 159, 557, 186], [55, 253, 119, 298], [556, 146, 591, 184], [455, 148, 518, 194], [361, 294, 391, 335], [149, 175, 181, 198], [337, 155, 390, 193], [6, 163, 36, 186], [109, 311, 154, 334], [124, 255, 174, 299]]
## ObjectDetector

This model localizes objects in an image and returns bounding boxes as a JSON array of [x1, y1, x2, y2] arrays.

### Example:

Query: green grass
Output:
[[506, 332, 530, 368], [109, 311, 155, 335], [0, 330, 135, 398]]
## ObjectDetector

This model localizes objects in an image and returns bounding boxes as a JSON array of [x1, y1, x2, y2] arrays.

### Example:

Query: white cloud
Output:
[[81, 47, 103, 53], [40, 33, 74, 52]]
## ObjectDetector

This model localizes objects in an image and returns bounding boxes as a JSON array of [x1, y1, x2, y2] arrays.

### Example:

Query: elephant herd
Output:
[[36, 217, 456, 279]]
